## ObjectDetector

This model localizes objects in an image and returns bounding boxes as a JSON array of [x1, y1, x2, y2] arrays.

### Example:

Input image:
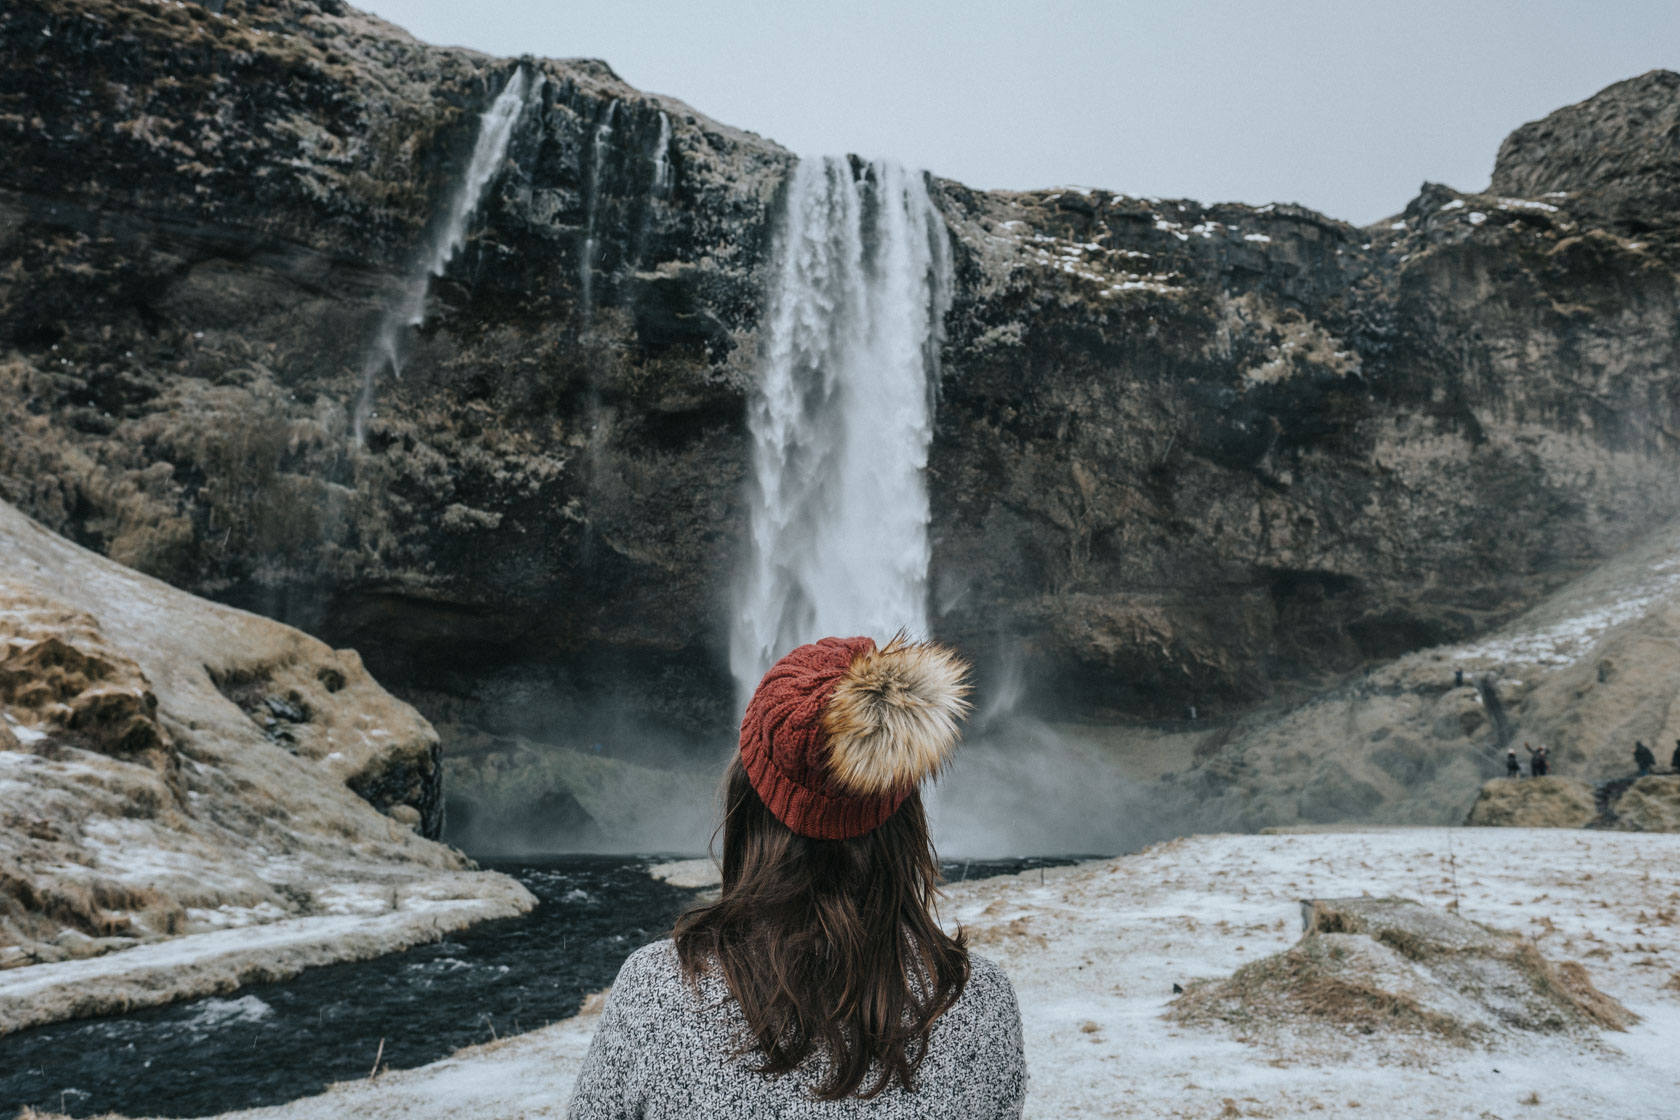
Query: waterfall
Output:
[[352, 67, 538, 447], [730, 158, 953, 703], [579, 98, 621, 320], [650, 110, 674, 197]]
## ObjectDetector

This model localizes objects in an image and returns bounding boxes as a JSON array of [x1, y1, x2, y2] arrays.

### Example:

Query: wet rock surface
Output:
[[3, 3, 1679, 751], [0, 0, 788, 743]]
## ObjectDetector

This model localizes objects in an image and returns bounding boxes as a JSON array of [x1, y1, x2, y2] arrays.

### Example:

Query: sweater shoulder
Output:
[[615, 937, 680, 983], [963, 952, 1020, 1010], [602, 938, 695, 1014], [608, 940, 685, 1000]]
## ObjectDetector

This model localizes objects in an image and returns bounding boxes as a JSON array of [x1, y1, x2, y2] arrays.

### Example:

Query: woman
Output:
[[566, 634, 1026, 1117]]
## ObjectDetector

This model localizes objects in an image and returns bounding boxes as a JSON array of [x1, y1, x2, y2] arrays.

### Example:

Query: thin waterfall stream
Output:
[[578, 98, 621, 321], [351, 68, 540, 446]]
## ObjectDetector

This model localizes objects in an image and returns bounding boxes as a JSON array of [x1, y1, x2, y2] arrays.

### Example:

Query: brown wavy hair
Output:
[[672, 756, 969, 1100]]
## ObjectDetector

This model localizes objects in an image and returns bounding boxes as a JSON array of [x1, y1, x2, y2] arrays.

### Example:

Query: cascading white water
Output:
[[730, 158, 953, 703], [352, 67, 539, 446], [650, 111, 674, 197], [578, 98, 621, 319]]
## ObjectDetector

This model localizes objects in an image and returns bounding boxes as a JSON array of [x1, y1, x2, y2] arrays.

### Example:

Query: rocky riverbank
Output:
[[37, 828, 1674, 1120], [0, 497, 531, 1033]]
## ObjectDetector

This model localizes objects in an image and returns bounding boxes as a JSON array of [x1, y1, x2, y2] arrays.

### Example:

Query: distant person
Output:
[[1672, 739, 1680, 773], [1455, 668, 1464, 688], [1537, 744, 1550, 776], [567, 635, 1025, 1118], [1506, 747, 1521, 778], [1634, 740, 1655, 777], [1525, 742, 1547, 778]]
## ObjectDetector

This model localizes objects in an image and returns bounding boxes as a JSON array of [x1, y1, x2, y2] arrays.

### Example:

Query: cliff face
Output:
[[930, 160, 1680, 715], [1, 0, 789, 739], [4, 0, 1679, 748]]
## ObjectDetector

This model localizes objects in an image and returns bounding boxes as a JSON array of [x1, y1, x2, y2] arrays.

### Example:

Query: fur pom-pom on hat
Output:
[[821, 635, 970, 795], [738, 634, 971, 840]]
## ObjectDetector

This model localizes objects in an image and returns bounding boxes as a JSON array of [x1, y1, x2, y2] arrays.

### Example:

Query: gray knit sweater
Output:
[[565, 940, 1026, 1119]]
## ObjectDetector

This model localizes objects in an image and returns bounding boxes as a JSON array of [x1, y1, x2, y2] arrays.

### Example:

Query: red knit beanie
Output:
[[738, 634, 971, 840]]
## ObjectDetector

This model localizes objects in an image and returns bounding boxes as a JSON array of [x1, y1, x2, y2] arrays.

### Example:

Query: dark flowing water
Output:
[[0, 856, 1076, 1119]]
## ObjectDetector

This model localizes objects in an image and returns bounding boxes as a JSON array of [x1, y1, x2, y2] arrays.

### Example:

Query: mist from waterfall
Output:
[[352, 67, 538, 447], [730, 158, 953, 704]]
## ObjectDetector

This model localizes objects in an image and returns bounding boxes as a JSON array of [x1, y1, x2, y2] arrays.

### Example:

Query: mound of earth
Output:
[[1613, 775, 1680, 832], [1169, 896, 1634, 1054], [1463, 777, 1600, 829], [0, 499, 532, 1033]]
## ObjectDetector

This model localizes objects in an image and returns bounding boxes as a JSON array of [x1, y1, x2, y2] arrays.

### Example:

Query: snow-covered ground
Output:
[[136, 827, 1677, 1120]]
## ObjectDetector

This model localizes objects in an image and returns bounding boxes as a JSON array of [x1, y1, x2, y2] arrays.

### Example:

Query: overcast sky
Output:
[[363, 0, 1677, 226]]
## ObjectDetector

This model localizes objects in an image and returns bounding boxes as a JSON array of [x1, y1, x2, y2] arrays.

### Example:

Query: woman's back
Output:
[[567, 940, 1025, 1119], [565, 635, 1025, 1118]]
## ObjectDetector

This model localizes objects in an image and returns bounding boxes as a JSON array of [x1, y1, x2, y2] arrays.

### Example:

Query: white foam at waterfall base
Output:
[[730, 158, 952, 702], [352, 68, 540, 447]]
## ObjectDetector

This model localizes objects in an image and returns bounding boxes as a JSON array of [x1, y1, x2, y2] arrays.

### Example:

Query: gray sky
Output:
[[364, 0, 1677, 226]]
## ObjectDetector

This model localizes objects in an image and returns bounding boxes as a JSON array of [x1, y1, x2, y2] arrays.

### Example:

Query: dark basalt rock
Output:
[[346, 737, 444, 838], [2, 1, 1679, 751], [1492, 69, 1680, 243]]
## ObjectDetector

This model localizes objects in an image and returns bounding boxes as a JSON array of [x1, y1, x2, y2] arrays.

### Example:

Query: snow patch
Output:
[[8, 721, 47, 745]]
